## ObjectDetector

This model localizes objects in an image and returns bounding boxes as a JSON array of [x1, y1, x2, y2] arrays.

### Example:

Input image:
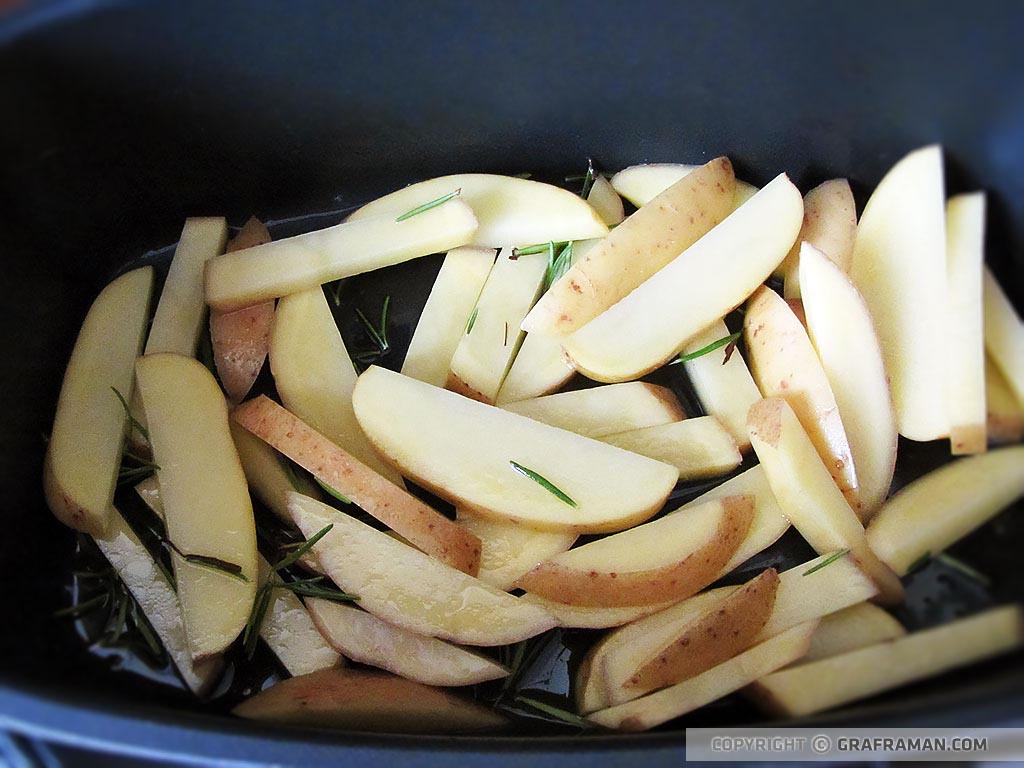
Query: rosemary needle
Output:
[[509, 461, 578, 508], [669, 331, 742, 365], [396, 189, 461, 222], [803, 549, 850, 576]]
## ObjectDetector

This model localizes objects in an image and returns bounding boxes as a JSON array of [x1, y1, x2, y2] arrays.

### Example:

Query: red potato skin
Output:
[[232, 395, 482, 575], [211, 217, 275, 403], [513, 496, 754, 607]]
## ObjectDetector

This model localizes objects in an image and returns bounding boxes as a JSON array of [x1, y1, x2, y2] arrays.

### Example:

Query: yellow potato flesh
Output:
[[799, 603, 906, 664], [986, 356, 1024, 444], [983, 266, 1024, 410], [586, 175, 625, 226], [600, 417, 741, 481], [781, 179, 857, 298], [609, 162, 758, 211]]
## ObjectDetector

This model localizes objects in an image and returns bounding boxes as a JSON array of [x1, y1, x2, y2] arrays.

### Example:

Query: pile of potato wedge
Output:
[[44, 146, 1024, 734]]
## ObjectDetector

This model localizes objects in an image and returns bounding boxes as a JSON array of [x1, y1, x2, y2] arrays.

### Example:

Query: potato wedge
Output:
[[210, 217, 274, 403], [627, 569, 779, 695], [352, 366, 678, 533], [748, 397, 904, 604], [306, 599, 507, 686], [987, 356, 1024, 444], [233, 667, 507, 733], [43, 267, 153, 535], [745, 284, 859, 504], [945, 193, 988, 454], [270, 286, 402, 484], [865, 445, 1024, 575], [580, 551, 876, 712], [513, 496, 753, 607], [446, 248, 547, 403], [232, 395, 480, 575], [563, 173, 803, 382], [519, 595, 675, 630], [588, 622, 817, 731], [135, 354, 258, 659], [681, 319, 762, 452], [781, 179, 857, 298], [95, 507, 224, 695], [523, 157, 736, 336], [494, 330, 576, 404], [587, 175, 625, 226], [983, 266, 1024, 410], [501, 382, 685, 438], [673, 465, 790, 576], [205, 199, 477, 311], [600, 417, 741, 481], [800, 243, 898, 518], [148, 217, 228, 355], [609, 163, 758, 211], [800, 603, 906, 664], [228, 421, 319, 522], [456, 510, 577, 591], [289, 493, 556, 646], [401, 246, 496, 387], [748, 605, 1024, 717], [346, 173, 607, 248], [849, 145, 948, 441]]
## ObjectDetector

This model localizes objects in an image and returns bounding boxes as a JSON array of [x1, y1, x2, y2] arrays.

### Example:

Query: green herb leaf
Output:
[[159, 536, 249, 583], [278, 581, 360, 603], [579, 157, 597, 199], [396, 189, 461, 222], [936, 553, 991, 586], [242, 583, 274, 659], [465, 306, 480, 335], [271, 524, 334, 572], [315, 478, 352, 505], [543, 242, 574, 291], [509, 461, 578, 508], [111, 387, 151, 445], [354, 296, 392, 361], [514, 695, 592, 729], [511, 241, 566, 258], [803, 549, 850, 576], [54, 592, 109, 619], [669, 331, 742, 366]]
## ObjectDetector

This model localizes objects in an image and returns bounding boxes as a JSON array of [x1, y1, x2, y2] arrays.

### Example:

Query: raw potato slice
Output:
[[609, 163, 759, 211], [745, 284, 860, 505], [627, 569, 779, 695], [232, 395, 481, 575], [456, 510, 577, 591], [43, 267, 154, 536], [587, 175, 625, 226], [270, 286, 402, 484], [352, 367, 678, 533], [946, 194, 988, 454], [233, 667, 508, 733], [288, 493, 557, 646], [228, 421, 320, 523], [401, 247, 496, 387], [306, 599, 508, 686], [494, 330, 576, 404], [781, 179, 858, 298], [747, 397, 904, 605], [135, 354, 258, 659], [580, 551, 876, 712], [849, 145, 948, 441], [501, 382, 685, 438], [132, 476, 336, 674], [681, 319, 762, 451], [523, 157, 736, 336], [205, 199, 478, 311], [518, 595, 675, 630], [147, 217, 228, 355], [987, 356, 1024, 444], [865, 445, 1024, 575], [983, 266, 1024, 410], [513, 496, 753, 607], [446, 249, 547, 403], [94, 507, 223, 695], [346, 173, 608, 248], [210, 217, 275, 403], [800, 603, 906, 664], [564, 173, 803, 382], [588, 622, 817, 731], [600, 417, 741, 481], [800, 243, 898, 519], [748, 605, 1024, 717]]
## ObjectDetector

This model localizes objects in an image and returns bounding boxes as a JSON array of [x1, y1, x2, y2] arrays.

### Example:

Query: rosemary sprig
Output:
[[271, 523, 334, 572], [509, 461, 578, 508], [511, 241, 566, 259], [158, 536, 248, 583], [579, 157, 597, 199], [111, 387, 150, 444], [936, 553, 991, 586], [543, 242, 574, 292], [354, 296, 392, 362], [513, 695, 592, 729], [315, 478, 352, 505], [803, 549, 850, 576], [396, 189, 461, 222], [54, 592, 109, 618], [465, 306, 480, 335], [669, 331, 742, 366]]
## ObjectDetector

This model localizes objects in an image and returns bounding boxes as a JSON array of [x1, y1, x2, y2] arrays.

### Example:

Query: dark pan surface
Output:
[[1, 1, 1023, 764]]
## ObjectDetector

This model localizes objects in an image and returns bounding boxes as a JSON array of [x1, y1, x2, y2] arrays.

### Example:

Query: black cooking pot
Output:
[[1, 1, 1023, 765]]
